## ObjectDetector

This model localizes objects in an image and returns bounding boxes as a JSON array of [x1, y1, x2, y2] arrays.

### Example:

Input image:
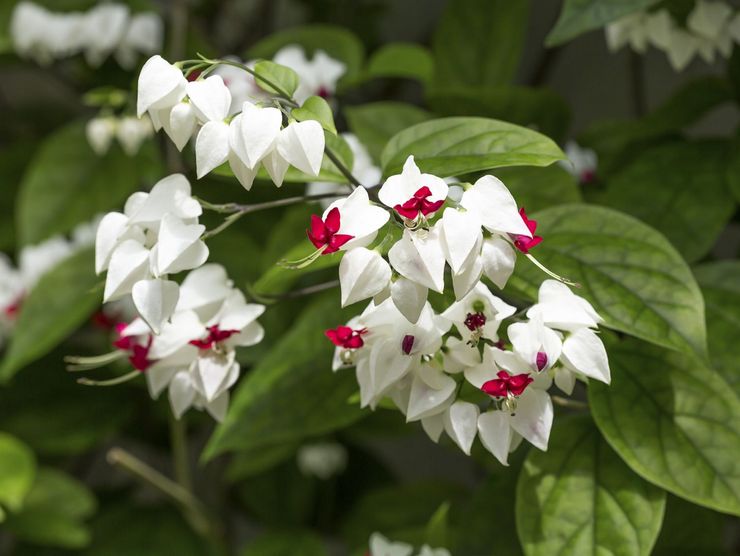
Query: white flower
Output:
[[368, 533, 414, 556], [81, 3, 129, 66], [213, 57, 265, 114], [86, 117, 117, 156], [339, 247, 392, 307], [273, 45, 346, 103], [137, 55, 187, 117], [605, 12, 650, 53], [441, 282, 516, 346], [378, 156, 448, 221], [116, 115, 153, 156], [296, 442, 348, 479], [560, 141, 597, 184], [185, 75, 233, 177], [688, 0, 735, 61]]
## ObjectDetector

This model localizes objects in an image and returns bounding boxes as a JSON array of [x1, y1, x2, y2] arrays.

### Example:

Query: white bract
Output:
[[273, 45, 347, 104], [368, 533, 451, 556], [86, 115, 154, 157], [95, 174, 207, 333], [10, 2, 161, 68], [296, 442, 348, 479]]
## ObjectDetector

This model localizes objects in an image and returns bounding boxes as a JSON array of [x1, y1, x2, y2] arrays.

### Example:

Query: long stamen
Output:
[[65, 351, 126, 371], [525, 254, 581, 288], [279, 245, 328, 269], [77, 370, 141, 387]]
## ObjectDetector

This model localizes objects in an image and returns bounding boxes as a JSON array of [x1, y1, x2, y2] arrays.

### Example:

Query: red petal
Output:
[[325, 328, 342, 346], [324, 208, 341, 234], [309, 214, 326, 238], [420, 198, 444, 216], [481, 379, 508, 398], [414, 186, 433, 199], [507, 373, 534, 396], [394, 203, 420, 219], [345, 335, 364, 348]]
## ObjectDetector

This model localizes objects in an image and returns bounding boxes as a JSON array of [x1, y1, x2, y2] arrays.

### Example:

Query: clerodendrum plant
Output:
[[72, 52, 610, 467]]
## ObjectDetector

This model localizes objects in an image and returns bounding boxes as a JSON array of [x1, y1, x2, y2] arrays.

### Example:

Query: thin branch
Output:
[[324, 147, 360, 189], [551, 395, 589, 411]]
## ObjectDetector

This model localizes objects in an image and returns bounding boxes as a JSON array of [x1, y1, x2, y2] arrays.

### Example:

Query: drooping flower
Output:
[[378, 156, 448, 222], [273, 45, 346, 103]]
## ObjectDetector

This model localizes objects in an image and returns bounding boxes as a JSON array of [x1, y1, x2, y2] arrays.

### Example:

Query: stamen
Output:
[[525, 254, 581, 288], [65, 351, 126, 371], [77, 370, 141, 387], [279, 245, 327, 269]]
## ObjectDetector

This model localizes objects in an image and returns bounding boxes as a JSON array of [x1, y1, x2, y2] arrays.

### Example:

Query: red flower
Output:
[[307, 207, 354, 254], [464, 312, 487, 331], [512, 208, 543, 254], [481, 370, 533, 398], [189, 325, 240, 350], [325, 326, 366, 349], [129, 339, 153, 371], [394, 186, 445, 220]]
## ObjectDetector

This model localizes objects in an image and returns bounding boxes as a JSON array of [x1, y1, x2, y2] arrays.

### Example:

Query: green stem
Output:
[[169, 414, 193, 493], [324, 147, 359, 189], [551, 395, 589, 411]]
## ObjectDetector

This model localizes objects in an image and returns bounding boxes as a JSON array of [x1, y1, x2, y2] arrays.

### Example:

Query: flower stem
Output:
[[169, 413, 193, 493], [324, 147, 360, 190]]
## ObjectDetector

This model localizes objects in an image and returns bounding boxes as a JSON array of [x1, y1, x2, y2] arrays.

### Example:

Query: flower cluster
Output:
[[368, 533, 450, 556], [103, 264, 264, 421], [318, 159, 609, 464], [137, 55, 326, 188], [0, 218, 98, 347], [606, 0, 740, 70], [86, 114, 154, 157], [95, 174, 208, 334], [10, 2, 162, 68]]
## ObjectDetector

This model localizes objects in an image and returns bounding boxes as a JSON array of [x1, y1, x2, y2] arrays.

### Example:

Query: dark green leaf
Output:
[[381, 117, 565, 177], [5, 468, 96, 549], [694, 260, 740, 395], [547, 0, 661, 46], [424, 502, 450, 549], [508, 204, 707, 356], [366, 43, 434, 84], [344, 102, 432, 163], [426, 86, 571, 142], [516, 415, 666, 556], [727, 135, 740, 204], [433, 0, 529, 86], [253, 60, 300, 97], [203, 294, 365, 460], [590, 337, 740, 516], [247, 25, 364, 85], [227, 442, 299, 481], [494, 165, 582, 213], [0, 249, 101, 382], [0, 433, 36, 515], [293, 95, 337, 135], [17, 121, 162, 246], [598, 140, 734, 262]]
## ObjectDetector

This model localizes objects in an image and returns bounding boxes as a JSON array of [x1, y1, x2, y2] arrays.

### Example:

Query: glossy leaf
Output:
[[366, 43, 434, 84], [344, 102, 432, 163], [590, 338, 740, 516], [203, 293, 365, 460], [433, 0, 529, 86], [0, 249, 101, 382], [253, 60, 300, 97], [0, 433, 36, 516], [17, 120, 161, 246], [426, 86, 571, 142], [598, 140, 734, 262], [508, 204, 707, 356], [694, 260, 740, 395], [293, 95, 337, 135], [547, 0, 661, 46], [380, 117, 565, 177], [516, 415, 666, 556]]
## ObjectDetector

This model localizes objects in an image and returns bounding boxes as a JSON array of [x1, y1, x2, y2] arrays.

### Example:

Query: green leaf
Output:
[[546, 0, 661, 46], [516, 415, 666, 556], [0, 433, 36, 515], [380, 117, 565, 177], [227, 442, 299, 481], [242, 531, 327, 556], [247, 25, 364, 85], [0, 249, 100, 382], [694, 261, 740, 396], [366, 43, 434, 84], [590, 337, 740, 516], [203, 294, 365, 460], [292, 95, 337, 135], [494, 165, 582, 213], [426, 86, 571, 143], [433, 0, 529, 86], [597, 140, 734, 262], [344, 102, 432, 163], [5, 468, 96, 549], [508, 204, 707, 357], [424, 502, 450, 549], [253, 60, 300, 97], [653, 495, 732, 556], [17, 120, 161, 246]]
